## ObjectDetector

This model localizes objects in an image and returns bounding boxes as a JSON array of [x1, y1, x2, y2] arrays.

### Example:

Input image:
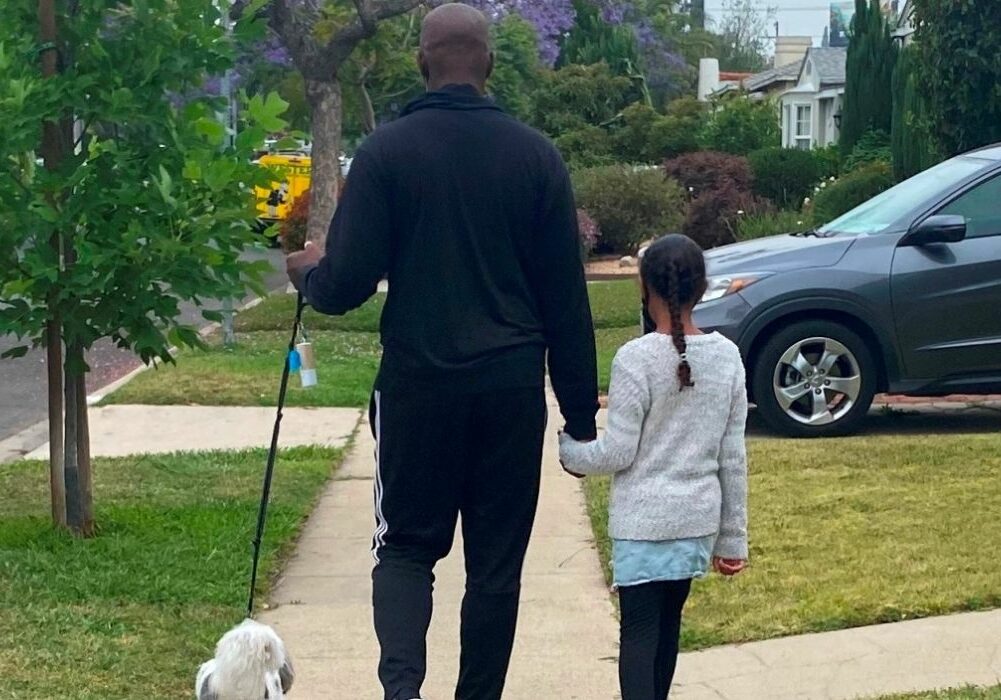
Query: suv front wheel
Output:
[[752, 320, 878, 438]]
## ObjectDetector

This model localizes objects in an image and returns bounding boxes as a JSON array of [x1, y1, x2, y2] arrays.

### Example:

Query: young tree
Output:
[[0, 1, 283, 534], [241, 0, 426, 243], [913, 0, 1001, 156], [840, 0, 897, 156]]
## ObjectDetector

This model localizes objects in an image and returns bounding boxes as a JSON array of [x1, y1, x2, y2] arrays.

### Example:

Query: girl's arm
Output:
[[714, 362, 749, 561], [558, 353, 649, 475]]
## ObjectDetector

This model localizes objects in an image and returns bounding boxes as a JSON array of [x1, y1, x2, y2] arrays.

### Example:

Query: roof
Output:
[[719, 71, 754, 82], [742, 60, 803, 92], [804, 47, 847, 85], [967, 143, 1001, 161]]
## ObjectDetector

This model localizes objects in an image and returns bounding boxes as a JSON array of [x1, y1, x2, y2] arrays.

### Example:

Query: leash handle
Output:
[[247, 292, 308, 617]]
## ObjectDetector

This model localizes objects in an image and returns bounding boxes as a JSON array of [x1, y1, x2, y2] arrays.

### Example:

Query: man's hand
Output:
[[286, 240, 324, 292]]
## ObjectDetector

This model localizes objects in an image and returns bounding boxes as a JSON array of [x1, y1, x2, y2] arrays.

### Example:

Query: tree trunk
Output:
[[39, 0, 67, 529], [305, 78, 344, 246], [63, 342, 94, 537], [46, 318, 65, 527]]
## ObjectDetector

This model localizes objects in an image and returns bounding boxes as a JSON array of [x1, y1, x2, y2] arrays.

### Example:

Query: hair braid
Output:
[[666, 258, 695, 391]]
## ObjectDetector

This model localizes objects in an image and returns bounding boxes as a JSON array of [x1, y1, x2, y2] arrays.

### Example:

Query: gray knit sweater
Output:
[[559, 332, 749, 560]]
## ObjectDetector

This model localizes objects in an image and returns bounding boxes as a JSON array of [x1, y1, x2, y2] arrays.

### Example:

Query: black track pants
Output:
[[369, 387, 546, 700]]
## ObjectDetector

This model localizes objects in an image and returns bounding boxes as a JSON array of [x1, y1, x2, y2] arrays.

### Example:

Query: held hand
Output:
[[557, 431, 586, 478], [286, 240, 324, 291], [712, 557, 747, 577]]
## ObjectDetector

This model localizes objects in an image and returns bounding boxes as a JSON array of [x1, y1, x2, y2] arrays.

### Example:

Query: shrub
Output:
[[663, 151, 752, 195], [684, 181, 774, 249], [842, 129, 893, 173], [573, 165, 686, 253], [577, 209, 602, 261], [280, 190, 309, 253], [530, 62, 638, 136], [612, 103, 661, 163], [698, 97, 780, 155], [812, 144, 842, 179], [647, 116, 701, 161], [812, 162, 894, 225], [735, 210, 809, 241], [748, 147, 821, 209], [556, 126, 616, 170]]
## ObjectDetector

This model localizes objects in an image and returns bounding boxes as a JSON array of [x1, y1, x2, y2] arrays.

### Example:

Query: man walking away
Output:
[[286, 4, 598, 699]]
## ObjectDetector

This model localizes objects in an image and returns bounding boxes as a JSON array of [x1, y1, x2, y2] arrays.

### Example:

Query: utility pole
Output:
[[218, 0, 237, 347]]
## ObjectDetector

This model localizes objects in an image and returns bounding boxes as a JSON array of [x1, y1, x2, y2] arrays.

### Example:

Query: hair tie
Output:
[[680, 352, 688, 362]]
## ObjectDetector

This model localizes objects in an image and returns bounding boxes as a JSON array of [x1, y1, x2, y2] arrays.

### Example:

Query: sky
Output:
[[705, 1, 838, 52]]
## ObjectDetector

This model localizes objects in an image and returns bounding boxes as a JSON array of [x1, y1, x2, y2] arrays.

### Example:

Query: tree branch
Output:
[[321, 0, 425, 75]]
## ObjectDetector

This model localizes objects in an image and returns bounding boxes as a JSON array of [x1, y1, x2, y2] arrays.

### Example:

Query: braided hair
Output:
[[640, 235, 708, 391]]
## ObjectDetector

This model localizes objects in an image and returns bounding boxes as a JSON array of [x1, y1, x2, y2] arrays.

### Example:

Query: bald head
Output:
[[419, 3, 493, 92]]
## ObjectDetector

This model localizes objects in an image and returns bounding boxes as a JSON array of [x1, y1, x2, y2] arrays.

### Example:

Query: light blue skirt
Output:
[[612, 535, 715, 589]]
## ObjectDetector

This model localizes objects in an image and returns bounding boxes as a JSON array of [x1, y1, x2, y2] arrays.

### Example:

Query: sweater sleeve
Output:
[[530, 149, 599, 440], [558, 352, 648, 475], [302, 147, 390, 316], [714, 360, 749, 560]]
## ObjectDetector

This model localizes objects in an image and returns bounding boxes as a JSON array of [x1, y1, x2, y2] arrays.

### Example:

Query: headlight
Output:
[[700, 274, 769, 304]]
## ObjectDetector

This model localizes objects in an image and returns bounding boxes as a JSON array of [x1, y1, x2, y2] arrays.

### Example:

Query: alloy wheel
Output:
[[772, 336, 863, 426]]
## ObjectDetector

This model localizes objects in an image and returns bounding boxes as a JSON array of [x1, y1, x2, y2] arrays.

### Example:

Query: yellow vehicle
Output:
[[254, 152, 312, 228]]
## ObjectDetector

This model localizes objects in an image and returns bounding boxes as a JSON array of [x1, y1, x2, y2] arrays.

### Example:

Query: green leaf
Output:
[[155, 165, 177, 207], [195, 117, 226, 146], [1, 345, 29, 360], [247, 92, 289, 132]]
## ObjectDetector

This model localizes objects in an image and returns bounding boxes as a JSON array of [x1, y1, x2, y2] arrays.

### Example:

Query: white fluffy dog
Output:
[[196, 619, 295, 699]]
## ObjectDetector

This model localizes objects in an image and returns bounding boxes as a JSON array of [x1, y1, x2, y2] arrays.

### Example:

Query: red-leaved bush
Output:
[[683, 181, 773, 249], [280, 189, 309, 253], [663, 151, 753, 196], [663, 152, 771, 249]]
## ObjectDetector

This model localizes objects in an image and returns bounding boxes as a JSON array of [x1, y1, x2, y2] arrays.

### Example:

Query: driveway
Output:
[[0, 247, 287, 443]]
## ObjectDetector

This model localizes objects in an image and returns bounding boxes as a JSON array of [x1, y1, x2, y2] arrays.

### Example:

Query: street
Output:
[[0, 246, 287, 443]]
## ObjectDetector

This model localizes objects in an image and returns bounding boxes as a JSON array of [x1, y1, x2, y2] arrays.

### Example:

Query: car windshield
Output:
[[817, 157, 989, 236]]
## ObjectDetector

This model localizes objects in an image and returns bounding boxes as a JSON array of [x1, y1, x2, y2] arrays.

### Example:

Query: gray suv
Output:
[[645, 144, 1001, 437]]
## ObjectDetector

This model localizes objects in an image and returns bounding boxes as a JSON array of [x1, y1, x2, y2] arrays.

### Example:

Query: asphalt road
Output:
[[0, 246, 287, 443]]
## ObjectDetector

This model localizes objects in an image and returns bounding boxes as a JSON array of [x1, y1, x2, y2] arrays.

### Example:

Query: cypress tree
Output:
[[891, 45, 938, 180], [840, 0, 898, 156]]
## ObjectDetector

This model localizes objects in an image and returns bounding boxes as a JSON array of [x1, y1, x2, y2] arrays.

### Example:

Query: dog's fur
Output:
[[195, 619, 294, 700]]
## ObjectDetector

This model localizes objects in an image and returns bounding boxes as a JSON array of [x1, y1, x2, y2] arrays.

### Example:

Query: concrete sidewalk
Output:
[[260, 401, 620, 699], [22, 405, 360, 459], [674, 609, 1001, 699]]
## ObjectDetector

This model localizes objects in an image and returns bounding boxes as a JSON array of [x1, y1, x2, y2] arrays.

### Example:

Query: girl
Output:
[[559, 234, 749, 700]]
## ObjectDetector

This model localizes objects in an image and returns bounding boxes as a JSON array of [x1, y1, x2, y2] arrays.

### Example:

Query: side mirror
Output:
[[900, 215, 967, 247]]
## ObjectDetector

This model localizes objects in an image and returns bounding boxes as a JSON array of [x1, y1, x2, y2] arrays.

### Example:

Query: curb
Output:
[[1, 293, 272, 465]]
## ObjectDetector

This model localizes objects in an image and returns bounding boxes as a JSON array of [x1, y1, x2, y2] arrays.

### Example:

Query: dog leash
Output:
[[246, 291, 308, 618]]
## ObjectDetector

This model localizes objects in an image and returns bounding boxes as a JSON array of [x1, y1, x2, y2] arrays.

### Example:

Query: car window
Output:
[[817, 156, 987, 236], [936, 174, 1001, 239]]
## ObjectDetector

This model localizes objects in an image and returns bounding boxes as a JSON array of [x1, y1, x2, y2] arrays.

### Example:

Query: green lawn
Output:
[[885, 689, 1001, 699], [106, 281, 642, 407], [0, 446, 343, 699], [582, 433, 1001, 651], [107, 329, 381, 407]]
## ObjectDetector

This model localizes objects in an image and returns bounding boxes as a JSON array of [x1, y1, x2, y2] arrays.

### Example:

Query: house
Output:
[[892, 0, 916, 45], [742, 60, 803, 100], [696, 59, 753, 101], [778, 46, 847, 149]]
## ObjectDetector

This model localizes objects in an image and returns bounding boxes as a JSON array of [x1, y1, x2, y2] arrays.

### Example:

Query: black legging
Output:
[[618, 579, 693, 700]]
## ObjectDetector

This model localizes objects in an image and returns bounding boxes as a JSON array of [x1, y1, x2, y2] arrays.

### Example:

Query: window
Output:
[[818, 156, 988, 236], [794, 105, 812, 150], [937, 173, 1001, 239]]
